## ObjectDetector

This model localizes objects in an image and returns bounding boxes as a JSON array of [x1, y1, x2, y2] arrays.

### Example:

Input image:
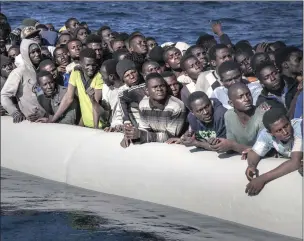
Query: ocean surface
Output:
[[1, 1, 303, 48], [1, 2, 303, 240]]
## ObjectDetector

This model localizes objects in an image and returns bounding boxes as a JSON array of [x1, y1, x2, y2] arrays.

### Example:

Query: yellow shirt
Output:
[[59, 26, 67, 32], [69, 70, 104, 128]]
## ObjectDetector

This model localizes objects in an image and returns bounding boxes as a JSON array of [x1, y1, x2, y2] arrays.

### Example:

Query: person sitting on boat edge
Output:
[[35, 70, 78, 125], [100, 59, 124, 132], [120, 72, 186, 148], [1, 39, 46, 123], [211, 61, 262, 109], [180, 91, 227, 150], [209, 82, 268, 155], [41, 48, 109, 128], [245, 109, 303, 196]]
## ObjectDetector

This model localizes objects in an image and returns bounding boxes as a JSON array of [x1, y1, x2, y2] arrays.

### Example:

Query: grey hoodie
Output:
[[1, 39, 46, 118]]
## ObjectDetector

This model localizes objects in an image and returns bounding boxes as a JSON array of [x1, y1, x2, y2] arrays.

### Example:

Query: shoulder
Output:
[[224, 108, 235, 119], [167, 96, 186, 112], [291, 118, 303, 138], [139, 96, 150, 109]]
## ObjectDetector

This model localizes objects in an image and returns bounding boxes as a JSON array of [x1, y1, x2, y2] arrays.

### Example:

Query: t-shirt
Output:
[[294, 91, 303, 119], [69, 70, 103, 128], [187, 98, 227, 140], [252, 118, 303, 157], [225, 107, 266, 146]]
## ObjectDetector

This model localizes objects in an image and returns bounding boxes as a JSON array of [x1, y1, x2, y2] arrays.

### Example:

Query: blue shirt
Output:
[[294, 91, 303, 119]]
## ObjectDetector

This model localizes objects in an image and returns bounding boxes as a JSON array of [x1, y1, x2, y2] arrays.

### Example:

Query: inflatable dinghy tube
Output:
[[1, 116, 302, 239]]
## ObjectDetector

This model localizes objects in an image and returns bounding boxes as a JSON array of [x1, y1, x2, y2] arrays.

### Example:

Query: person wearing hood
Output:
[[1, 39, 46, 123], [181, 91, 227, 150]]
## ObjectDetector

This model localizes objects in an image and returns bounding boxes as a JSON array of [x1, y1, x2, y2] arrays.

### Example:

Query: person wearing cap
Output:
[[116, 59, 146, 126], [1, 39, 46, 123], [45, 48, 108, 129], [0, 55, 16, 116], [175, 42, 190, 56], [100, 59, 124, 131]]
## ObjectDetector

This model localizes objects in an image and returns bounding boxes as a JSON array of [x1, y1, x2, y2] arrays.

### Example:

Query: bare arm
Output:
[[51, 83, 75, 123]]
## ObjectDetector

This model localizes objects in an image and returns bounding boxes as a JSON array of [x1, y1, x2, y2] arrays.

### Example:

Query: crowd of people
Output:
[[0, 13, 303, 196]]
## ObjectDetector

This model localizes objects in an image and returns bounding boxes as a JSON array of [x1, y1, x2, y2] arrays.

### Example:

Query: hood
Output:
[[20, 39, 41, 68]]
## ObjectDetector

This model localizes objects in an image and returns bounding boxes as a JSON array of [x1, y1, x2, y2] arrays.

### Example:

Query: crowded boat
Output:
[[0, 13, 303, 198]]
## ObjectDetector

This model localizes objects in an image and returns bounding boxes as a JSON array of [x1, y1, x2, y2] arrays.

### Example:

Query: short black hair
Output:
[[36, 24, 48, 30], [196, 34, 215, 46], [185, 45, 203, 56], [56, 33, 72, 45], [97, 25, 111, 36], [180, 54, 197, 71], [141, 60, 159, 74], [38, 59, 54, 70], [275, 46, 302, 71], [146, 37, 156, 42], [235, 48, 254, 59], [262, 108, 288, 132], [270, 41, 286, 51], [163, 46, 180, 62], [67, 38, 82, 47], [208, 44, 228, 61], [255, 61, 276, 81], [101, 59, 118, 76], [37, 70, 53, 83], [110, 37, 124, 48], [8, 45, 20, 52], [65, 18, 78, 28], [145, 72, 165, 85], [85, 34, 101, 45], [79, 48, 96, 61], [128, 34, 145, 47], [228, 82, 248, 100], [218, 61, 241, 78], [234, 41, 252, 53], [250, 52, 270, 73], [188, 91, 210, 110], [161, 71, 175, 79], [118, 32, 129, 41], [112, 48, 130, 61], [54, 46, 68, 56]]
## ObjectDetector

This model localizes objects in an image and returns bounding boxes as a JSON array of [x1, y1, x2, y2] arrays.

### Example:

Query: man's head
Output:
[[161, 71, 181, 98], [129, 34, 147, 55], [21, 26, 42, 45], [8, 46, 20, 62], [29, 43, 42, 66], [35, 24, 48, 32], [218, 61, 242, 89], [275, 46, 303, 76], [0, 55, 14, 78], [269, 41, 286, 52], [145, 72, 167, 102], [142, 60, 163, 79], [54, 46, 70, 66], [0, 23, 10, 55], [116, 59, 139, 87], [208, 44, 232, 68], [255, 61, 283, 92], [196, 34, 217, 51], [37, 70, 56, 97], [180, 54, 202, 81], [146, 37, 158, 52], [263, 108, 292, 142], [65, 18, 80, 34], [79, 48, 98, 78], [74, 26, 88, 44], [188, 91, 213, 123], [113, 48, 130, 61], [39, 59, 58, 80], [228, 82, 253, 112], [149, 46, 166, 71], [250, 52, 271, 74], [67, 38, 83, 60], [41, 46, 52, 59], [163, 46, 182, 70], [45, 23, 55, 31], [85, 34, 103, 61], [98, 26, 114, 44], [110, 38, 126, 52], [185, 45, 208, 69], [56, 33, 72, 47], [235, 49, 254, 76], [100, 59, 120, 87]]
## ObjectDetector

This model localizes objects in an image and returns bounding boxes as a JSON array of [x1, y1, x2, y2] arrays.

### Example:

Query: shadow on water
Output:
[[1, 209, 170, 241]]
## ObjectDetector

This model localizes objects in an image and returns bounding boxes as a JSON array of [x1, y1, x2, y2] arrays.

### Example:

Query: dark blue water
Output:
[[1, 2, 303, 48]]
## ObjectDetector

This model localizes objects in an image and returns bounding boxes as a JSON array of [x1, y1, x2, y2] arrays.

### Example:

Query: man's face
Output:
[[29, 44, 42, 65], [112, 40, 126, 52], [184, 56, 203, 80], [269, 117, 293, 142], [190, 98, 214, 124], [123, 69, 139, 87], [147, 77, 167, 101], [221, 69, 242, 89], [230, 86, 253, 112], [142, 62, 162, 78], [80, 57, 98, 78], [67, 40, 82, 59], [42, 63, 58, 80], [39, 75, 56, 97], [8, 48, 20, 62], [165, 48, 182, 70], [147, 39, 158, 52], [67, 19, 80, 34], [57, 34, 72, 47], [285, 51, 303, 75], [87, 42, 103, 60], [130, 36, 147, 55], [191, 47, 208, 68], [101, 29, 114, 43], [54, 48, 70, 66], [100, 65, 111, 86], [1, 62, 14, 78], [259, 66, 282, 92], [76, 29, 88, 44], [215, 48, 232, 67], [235, 52, 253, 76], [164, 75, 180, 97]]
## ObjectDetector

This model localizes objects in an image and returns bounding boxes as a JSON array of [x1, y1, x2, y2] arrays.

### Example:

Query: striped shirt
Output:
[[196, 70, 221, 97], [138, 96, 186, 143]]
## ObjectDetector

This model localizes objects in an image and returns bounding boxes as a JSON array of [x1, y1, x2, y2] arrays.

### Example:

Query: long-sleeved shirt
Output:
[[196, 70, 221, 97], [137, 96, 186, 143], [118, 83, 146, 126]]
